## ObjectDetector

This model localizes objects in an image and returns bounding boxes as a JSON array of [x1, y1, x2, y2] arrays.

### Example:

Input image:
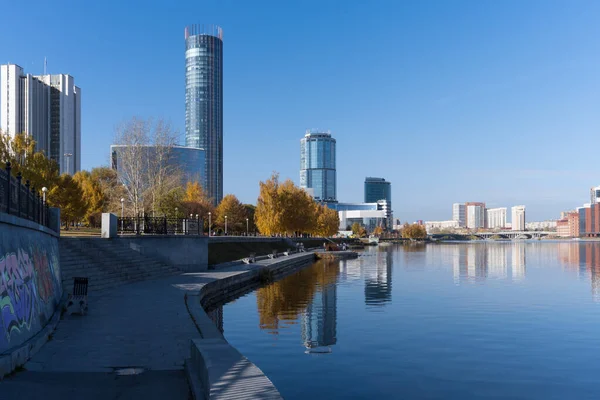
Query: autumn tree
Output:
[[312, 203, 339, 237], [90, 167, 124, 215], [48, 174, 87, 229], [401, 224, 428, 239], [372, 226, 384, 236], [276, 179, 315, 235], [0, 132, 59, 190], [181, 181, 214, 219], [351, 222, 367, 238], [255, 173, 282, 235], [73, 170, 104, 226], [215, 194, 247, 234]]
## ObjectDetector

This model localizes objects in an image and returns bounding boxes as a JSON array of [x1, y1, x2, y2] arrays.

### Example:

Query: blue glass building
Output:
[[185, 25, 223, 205], [300, 130, 336, 202], [111, 145, 205, 186]]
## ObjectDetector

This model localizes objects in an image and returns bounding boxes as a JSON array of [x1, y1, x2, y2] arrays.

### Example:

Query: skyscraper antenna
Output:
[[44, 57, 47, 75]]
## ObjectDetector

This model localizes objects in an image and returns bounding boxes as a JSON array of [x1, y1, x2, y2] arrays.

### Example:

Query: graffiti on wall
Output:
[[0, 230, 61, 353]]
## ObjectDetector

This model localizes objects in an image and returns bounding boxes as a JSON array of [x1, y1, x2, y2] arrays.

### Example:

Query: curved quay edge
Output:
[[183, 252, 319, 400]]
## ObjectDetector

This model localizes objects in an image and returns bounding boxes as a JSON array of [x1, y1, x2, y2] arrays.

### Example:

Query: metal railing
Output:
[[117, 215, 205, 235], [0, 162, 50, 228]]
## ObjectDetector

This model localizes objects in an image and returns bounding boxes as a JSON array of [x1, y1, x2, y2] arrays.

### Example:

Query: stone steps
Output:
[[59, 237, 182, 293]]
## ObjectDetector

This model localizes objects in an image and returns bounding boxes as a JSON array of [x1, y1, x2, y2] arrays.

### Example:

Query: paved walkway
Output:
[[0, 265, 270, 400]]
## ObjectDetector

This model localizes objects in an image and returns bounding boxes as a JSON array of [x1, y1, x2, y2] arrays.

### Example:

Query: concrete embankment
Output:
[[0, 213, 63, 378], [184, 252, 316, 400]]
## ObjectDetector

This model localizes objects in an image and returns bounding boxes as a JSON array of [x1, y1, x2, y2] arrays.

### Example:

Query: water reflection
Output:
[[558, 241, 600, 301], [364, 249, 393, 306]]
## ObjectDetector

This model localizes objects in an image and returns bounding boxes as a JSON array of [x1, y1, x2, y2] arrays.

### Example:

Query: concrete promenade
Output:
[[0, 253, 315, 399]]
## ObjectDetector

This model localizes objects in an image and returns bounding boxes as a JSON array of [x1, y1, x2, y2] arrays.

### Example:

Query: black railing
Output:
[[0, 162, 50, 228], [117, 215, 204, 235]]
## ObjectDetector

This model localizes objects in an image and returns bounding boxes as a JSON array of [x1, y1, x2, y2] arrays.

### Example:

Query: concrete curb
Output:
[[184, 253, 316, 400], [0, 293, 67, 379]]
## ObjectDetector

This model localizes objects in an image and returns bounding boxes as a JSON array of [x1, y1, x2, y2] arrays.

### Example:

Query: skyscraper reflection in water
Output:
[[301, 281, 337, 352], [448, 243, 526, 284], [364, 249, 393, 306], [511, 243, 526, 281], [559, 242, 600, 302]]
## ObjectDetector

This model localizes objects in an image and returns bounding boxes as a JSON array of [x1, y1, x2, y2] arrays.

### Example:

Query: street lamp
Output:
[[208, 212, 211, 236], [42, 187, 48, 203], [120, 198, 125, 233], [246, 218, 249, 236], [175, 207, 178, 218], [225, 215, 228, 236]]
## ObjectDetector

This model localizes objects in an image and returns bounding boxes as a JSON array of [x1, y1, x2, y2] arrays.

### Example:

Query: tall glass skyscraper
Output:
[[185, 25, 223, 205], [300, 130, 336, 202]]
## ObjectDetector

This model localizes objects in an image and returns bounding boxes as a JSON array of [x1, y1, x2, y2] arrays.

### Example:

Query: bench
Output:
[[242, 252, 256, 264], [66, 277, 88, 316], [267, 249, 278, 259]]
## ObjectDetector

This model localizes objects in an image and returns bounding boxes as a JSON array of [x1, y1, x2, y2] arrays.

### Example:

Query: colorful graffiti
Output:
[[0, 226, 61, 353]]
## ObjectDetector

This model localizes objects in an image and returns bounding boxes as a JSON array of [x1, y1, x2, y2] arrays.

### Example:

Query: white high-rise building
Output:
[[452, 203, 466, 227], [1, 64, 81, 174], [591, 186, 600, 204], [486, 207, 507, 229], [466, 204, 485, 229], [511, 205, 526, 231]]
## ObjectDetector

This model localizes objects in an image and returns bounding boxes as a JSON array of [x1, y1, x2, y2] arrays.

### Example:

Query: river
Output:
[[211, 241, 600, 399]]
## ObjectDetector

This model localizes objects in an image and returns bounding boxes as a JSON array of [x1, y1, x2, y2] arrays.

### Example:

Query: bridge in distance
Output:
[[429, 231, 555, 240]]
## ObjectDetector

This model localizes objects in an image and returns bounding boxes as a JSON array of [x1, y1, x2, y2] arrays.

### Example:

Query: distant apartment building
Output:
[[465, 202, 486, 229], [557, 213, 579, 238], [486, 207, 507, 229], [511, 205, 526, 231], [452, 203, 466, 227], [425, 220, 460, 234], [525, 220, 557, 231], [1, 64, 81, 174], [326, 202, 387, 231]]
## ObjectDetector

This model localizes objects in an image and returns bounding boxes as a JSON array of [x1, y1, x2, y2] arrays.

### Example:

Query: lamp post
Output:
[[120, 198, 124, 233], [175, 207, 178, 218], [42, 187, 47, 203], [225, 216, 228, 236], [208, 212, 211, 236], [246, 218, 249, 236]]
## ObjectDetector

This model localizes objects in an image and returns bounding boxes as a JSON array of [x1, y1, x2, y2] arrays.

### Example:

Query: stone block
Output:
[[101, 213, 117, 238]]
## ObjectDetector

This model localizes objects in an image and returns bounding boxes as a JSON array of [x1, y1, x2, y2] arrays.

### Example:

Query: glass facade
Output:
[[185, 25, 223, 205], [327, 202, 378, 212], [300, 131, 336, 202], [364, 177, 391, 203], [111, 145, 205, 186]]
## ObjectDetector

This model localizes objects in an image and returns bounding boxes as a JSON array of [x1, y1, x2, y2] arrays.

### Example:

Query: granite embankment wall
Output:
[[185, 252, 316, 399], [118, 235, 209, 272], [0, 213, 62, 375]]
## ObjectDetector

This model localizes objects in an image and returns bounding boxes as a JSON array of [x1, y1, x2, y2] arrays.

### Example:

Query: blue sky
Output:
[[2, 0, 600, 222]]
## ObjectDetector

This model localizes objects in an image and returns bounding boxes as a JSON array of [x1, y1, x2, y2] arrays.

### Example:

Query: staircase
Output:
[[59, 237, 183, 292]]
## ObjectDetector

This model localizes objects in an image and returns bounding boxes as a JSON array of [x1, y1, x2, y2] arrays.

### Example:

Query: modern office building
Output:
[[364, 177, 392, 227], [1, 64, 81, 174], [111, 145, 205, 185], [452, 203, 466, 227], [486, 207, 507, 229], [466, 202, 486, 229], [300, 130, 336, 202], [185, 25, 224, 205], [511, 205, 526, 231], [591, 186, 600, 204]]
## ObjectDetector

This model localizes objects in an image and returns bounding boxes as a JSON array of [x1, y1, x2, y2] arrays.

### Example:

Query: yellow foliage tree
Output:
[[73, 170, 105, 227], [401, 223, 428, 239], [181, 181, 214, 219], [215, 194, 247, 234], [313, 203, 339, 237], [372, 226, 383, 236], [255, 173, 282, 235], [48, 174, 88, 230]]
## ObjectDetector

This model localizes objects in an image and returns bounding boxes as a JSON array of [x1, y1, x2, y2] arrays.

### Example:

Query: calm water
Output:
[[212, 242, 600, 399]]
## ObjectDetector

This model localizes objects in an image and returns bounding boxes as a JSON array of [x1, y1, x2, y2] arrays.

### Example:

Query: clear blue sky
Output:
[[2, 0, 600, 222]]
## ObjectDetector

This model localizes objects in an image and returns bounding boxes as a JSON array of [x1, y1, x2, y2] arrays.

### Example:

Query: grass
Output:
[[60, 227, 101, 237]]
